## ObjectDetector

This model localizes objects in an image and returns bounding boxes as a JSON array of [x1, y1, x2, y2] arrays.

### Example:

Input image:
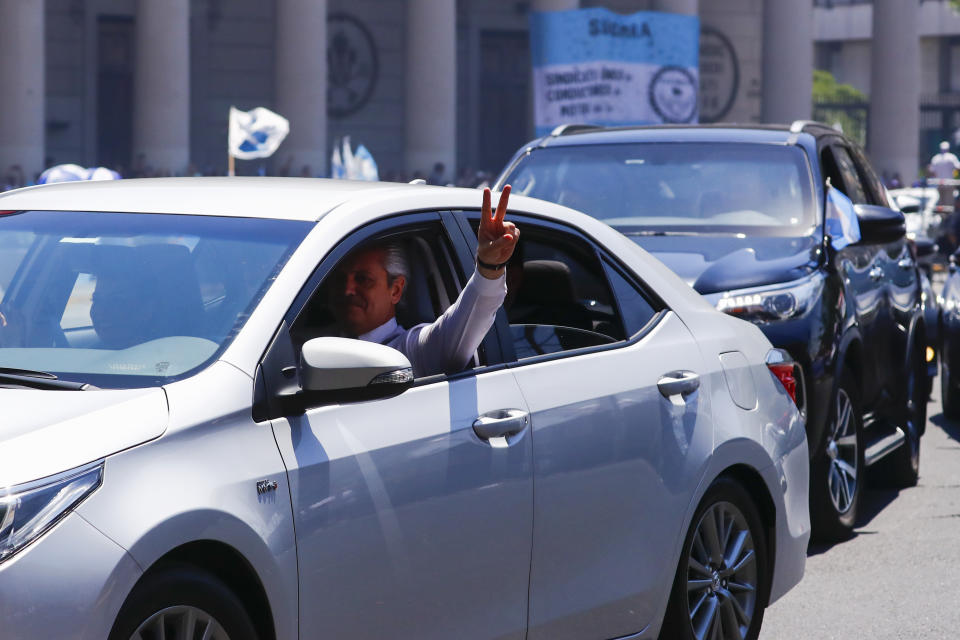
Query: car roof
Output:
[[536, 124, 804, 148], [0, 177, 459, 221]]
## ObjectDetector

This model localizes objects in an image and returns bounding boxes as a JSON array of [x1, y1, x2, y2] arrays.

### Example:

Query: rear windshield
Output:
[[0, 210, 310, 388], [503, 142, 817, 236]]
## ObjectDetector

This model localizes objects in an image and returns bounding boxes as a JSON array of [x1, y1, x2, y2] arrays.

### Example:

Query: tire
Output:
[[879, 342, 925, 487], [659, 477, 770, 640], [809, 370, 864, 543], [942, 357, 960, 420], [108, 563, 259, 640]]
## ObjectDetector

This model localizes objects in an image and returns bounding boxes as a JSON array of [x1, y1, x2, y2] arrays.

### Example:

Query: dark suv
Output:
[[496, 122, 926, 541]]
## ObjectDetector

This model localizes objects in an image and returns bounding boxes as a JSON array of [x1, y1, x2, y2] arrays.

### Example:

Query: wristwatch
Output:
[[476, 255, 507, 271]]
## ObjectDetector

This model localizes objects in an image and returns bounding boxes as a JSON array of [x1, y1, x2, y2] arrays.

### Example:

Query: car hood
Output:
[[0, 388, 168, 487], [626, 233, 822, 295]]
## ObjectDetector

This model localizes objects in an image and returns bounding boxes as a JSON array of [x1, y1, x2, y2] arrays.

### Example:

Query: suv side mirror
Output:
[[300, 337, 413, 397], [853, 204, 906, 244]]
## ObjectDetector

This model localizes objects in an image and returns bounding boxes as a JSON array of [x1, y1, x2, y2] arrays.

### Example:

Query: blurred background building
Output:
[[0, 0, 945, 186]]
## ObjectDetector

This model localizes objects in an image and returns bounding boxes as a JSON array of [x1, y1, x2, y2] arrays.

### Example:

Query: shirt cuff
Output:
[[470, 265, 507, 295]]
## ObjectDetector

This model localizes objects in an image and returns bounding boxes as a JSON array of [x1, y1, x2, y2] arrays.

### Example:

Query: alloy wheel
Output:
[[129, 605, 230, 640], [826, 388, 858, 514], [686, 500, 759, 640]]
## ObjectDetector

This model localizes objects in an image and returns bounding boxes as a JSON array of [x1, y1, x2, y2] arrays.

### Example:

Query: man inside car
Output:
[[330, 186, 519, 377]]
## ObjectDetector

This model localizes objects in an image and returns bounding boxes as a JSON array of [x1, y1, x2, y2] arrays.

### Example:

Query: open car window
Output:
[[289, 224, 476, 376]]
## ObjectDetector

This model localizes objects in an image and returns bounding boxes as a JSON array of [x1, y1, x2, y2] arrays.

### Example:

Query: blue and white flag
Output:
[[530, 8, 700, 136], [37, 164, 88, 184], [353, 144, 379, 182], [229, 106, 290, 160], [330, 145, 346, 179], [826, 185, 861, 250]]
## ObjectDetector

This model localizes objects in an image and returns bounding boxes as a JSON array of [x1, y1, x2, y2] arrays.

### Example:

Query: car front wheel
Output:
[[109, 564, 259, 640], [810, 370, 864, 542], [660, 477, 769, 640]]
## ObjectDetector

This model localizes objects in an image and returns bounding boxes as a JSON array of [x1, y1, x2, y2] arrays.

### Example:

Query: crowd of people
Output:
[[2, 156, 498, 193]]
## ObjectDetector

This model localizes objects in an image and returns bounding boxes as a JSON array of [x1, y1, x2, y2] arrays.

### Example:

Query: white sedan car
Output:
[[0, 178, 808, 640]]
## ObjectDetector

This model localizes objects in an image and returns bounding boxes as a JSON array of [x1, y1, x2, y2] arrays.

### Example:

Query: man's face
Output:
[[330, 247, 405, 337]]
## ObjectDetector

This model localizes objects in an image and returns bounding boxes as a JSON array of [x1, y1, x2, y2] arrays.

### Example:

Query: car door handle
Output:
[[869, 266, 884, 281], [898, 258, 915, 270], [658, 371, 700, 399], [473, 409, 529, 440]]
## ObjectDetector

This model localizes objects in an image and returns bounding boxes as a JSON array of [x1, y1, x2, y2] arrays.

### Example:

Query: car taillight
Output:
[[768, 363, 797, 404], [765, 348, 805, 413]]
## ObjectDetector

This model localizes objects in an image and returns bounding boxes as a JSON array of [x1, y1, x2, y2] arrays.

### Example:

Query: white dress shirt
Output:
[[359, 267, 507, 377]]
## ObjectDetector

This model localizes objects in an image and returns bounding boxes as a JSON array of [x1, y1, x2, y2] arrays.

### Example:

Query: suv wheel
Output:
[[660, 477, 769, 640], [810, 370, 864, 542], [879, 341, 924, 487], [109, 564, 259, 640], [942, 358, 960, 420]]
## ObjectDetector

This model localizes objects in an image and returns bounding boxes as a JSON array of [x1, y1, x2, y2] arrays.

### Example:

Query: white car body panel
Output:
[[0, 178, 809, 639]]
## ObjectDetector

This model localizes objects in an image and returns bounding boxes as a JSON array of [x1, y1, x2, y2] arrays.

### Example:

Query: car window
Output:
[[289, 223, 474, 375], [602, 258, 661, 337], [828, 145, 868, 204], [501, 142, 817, 235], [0, 210, 310, 388], [849, 144, 890, 207], [501, 226, 626, 360]]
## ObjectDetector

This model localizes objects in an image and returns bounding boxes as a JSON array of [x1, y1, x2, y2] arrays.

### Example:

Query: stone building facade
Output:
[[9, 0, 922, 186]]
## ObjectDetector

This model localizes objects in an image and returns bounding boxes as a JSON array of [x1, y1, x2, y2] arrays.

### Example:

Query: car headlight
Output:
[[0, 461, 103, 564], [706, 273, 825, 322]]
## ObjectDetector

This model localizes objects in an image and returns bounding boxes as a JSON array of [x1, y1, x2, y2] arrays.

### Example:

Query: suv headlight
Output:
[[0, 461, 103, 564], [705, 273, 825, 322]]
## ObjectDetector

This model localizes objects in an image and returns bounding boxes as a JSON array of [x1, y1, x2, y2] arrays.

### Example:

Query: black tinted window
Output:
[[602, 259, 659, 337], [829, 145, 868, 204]]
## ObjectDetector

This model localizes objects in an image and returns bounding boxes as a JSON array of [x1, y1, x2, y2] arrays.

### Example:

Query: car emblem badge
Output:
[[256, 479, 279, 495]]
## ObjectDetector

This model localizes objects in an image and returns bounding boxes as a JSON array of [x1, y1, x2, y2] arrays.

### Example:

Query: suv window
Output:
[[849, 144, 890, 207], [827, 145, 868, 204], [502, 142, 817, 235]]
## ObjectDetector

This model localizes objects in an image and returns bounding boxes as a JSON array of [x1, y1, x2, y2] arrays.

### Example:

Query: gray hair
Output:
[[378, 240, 409, 286]]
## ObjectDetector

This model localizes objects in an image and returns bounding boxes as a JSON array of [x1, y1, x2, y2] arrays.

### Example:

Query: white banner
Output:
[[228, 106, 290, 160]]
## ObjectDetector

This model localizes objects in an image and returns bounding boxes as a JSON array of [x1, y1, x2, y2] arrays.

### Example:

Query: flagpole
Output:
[[228, 153, 235, 177]]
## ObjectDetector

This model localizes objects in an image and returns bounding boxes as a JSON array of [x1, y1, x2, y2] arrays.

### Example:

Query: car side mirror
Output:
[[951, 249, 960, 273], [853, 204, 906, 244], [299, 337, 413, 399]]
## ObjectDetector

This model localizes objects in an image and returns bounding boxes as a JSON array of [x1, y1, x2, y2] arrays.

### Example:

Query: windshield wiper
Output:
[[0, 367, 96, 390]]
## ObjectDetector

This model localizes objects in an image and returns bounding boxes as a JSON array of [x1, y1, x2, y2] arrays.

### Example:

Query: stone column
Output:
[[133, 0, 190, 175], [405, 0, 456, 180], [276, 0, 327, 177], [868, 0, 919, 182], [532, 0, 578, 11], [761, 0, 813, 124], [652, 0, 698, 15], [0, 0, 45, 182]]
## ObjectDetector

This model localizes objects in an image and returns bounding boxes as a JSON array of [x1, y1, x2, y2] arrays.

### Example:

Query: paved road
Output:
[[760, 376, 960, 639]]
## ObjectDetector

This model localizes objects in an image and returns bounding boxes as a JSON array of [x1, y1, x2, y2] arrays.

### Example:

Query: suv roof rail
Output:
[[789, 120, 820, 134], [548, 123, 604, 137]]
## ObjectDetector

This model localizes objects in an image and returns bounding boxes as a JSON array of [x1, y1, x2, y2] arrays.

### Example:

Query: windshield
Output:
[[504, 142, 817, 236], [0, 211, 310, 388]]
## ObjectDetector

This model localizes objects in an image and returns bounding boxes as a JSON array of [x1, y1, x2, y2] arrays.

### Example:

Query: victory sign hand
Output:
[[477, 185, 520, 279]]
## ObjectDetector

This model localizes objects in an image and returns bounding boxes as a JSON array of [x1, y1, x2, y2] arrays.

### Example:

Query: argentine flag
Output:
[[229, 106, 290, 160], [825, 184, 861, 250]]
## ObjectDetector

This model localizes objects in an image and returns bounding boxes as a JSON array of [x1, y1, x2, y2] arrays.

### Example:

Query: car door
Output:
[[455, 213, 715, 639], [263, 213, 533, 640], [823, 142, 890, 402], [850, 142, 917, 384]]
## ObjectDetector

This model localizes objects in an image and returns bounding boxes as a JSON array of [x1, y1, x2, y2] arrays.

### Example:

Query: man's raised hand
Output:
[[477, 185, 519, 279]]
